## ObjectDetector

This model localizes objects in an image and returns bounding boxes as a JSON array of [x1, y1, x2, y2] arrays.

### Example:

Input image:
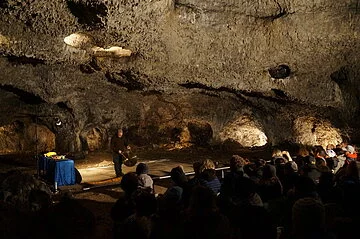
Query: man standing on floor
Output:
[[110, 128, 130, 177]]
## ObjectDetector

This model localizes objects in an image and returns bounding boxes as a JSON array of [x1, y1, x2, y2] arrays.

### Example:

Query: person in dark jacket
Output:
[[219, 155, 249, 211], [198, 159, 221, 195], [282, 161, 300, 195], [170, 165, 191, 207], [110, 128, 130, 177], [302, 156, 321, 184], [111, 172, 139, 239], [257, 164, 283, 203]]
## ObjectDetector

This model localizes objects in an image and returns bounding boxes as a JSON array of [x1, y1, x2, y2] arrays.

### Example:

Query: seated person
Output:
[[135, 163, 153, 193], [345, 145, 357, 161], [198, 159, 221, 195]]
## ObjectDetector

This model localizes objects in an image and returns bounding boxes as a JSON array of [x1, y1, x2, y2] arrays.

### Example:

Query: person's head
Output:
[[117, 128, 123, 138], [285, 161, 298, 173], [334, 147, 345, 156], [326, 149, 336, 158], [340, 141, 348, 148], [120, 172, 139, 195], [192, 161, 202, 177], [255, 158, 266, 168], [272, 148, 283, 158], [199, 159, 215, 173], [136, 163, 149, 175], [292, 198, 325, 236], [275, 157, 286, 165], [170, 165, 188, 186], [315, 149, 327, 158], [346, 145, 356, 154], [230, 155, 246, 172], [262, 164, 277, 179], [308, 156, 316, 166], [298, 146, 309, 157]]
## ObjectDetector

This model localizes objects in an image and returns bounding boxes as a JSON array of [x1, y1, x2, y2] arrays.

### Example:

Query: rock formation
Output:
[[0, 0, 359, 155]]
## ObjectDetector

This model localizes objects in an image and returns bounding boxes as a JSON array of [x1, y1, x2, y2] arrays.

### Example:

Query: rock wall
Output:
[[0, 0, 359, 153]]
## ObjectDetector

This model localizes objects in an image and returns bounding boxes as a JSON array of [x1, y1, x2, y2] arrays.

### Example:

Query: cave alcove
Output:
[[293, 116, 343, 149], [268, 64, 291, 79], [219, 115, 268, 148], [187, 121, 213, 147], [80, 126, 107, 153], [0, 121, 55, 155]]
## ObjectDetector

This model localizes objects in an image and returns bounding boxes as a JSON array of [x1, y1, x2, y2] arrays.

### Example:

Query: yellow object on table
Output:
[[44, 152, 57, 157]]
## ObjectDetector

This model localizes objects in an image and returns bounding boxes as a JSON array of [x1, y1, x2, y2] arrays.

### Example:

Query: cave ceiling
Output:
[[1, 0, 360, 152]]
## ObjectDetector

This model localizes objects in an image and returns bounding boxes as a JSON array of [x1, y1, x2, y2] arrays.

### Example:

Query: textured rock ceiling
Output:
[[0, 0, 359, 154]]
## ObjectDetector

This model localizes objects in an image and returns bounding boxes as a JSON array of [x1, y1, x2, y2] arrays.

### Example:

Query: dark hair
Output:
[[136, 163, 149, 175], [193, 162, 202, 176], [120, 172, 139, 194], [170, 166, 188, 186], [230, 155, 247, 172], [132, 189, 157, 216]]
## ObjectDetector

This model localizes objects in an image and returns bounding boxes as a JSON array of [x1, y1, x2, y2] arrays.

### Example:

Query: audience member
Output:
[[180, 185, 231, 239], [257, 164, 283, 204], [136, 163, 154, 193], [111, 172, 139, 238], [198, 159, 221, 195], [291, 197, 331, 239]]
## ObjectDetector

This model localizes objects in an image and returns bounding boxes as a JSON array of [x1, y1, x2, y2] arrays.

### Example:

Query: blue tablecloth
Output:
[[38, 156, 52, 174], [39, 157, 75, 186]]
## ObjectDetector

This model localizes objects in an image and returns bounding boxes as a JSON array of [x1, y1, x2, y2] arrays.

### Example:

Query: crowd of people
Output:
[[2, 141, 360, 239], [111, 142, 360, 239]]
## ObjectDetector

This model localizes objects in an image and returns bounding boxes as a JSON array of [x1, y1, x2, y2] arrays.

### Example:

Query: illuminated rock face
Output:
[[0, 1, 359, 153], [219, 116, 268, 147], [293, 117, 343, 149]]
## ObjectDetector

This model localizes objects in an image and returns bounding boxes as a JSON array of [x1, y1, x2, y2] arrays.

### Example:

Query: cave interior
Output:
[[1, 0, 359, 161]]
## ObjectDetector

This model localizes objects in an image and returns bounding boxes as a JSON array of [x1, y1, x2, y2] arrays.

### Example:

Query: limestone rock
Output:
[[0, 0, 359, 154]]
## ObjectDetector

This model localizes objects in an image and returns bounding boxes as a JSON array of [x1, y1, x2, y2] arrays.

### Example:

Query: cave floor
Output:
[[0, 146, 272, 193]]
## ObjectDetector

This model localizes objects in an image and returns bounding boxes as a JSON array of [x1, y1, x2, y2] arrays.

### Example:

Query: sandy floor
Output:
[[0, 147, 272, 192]]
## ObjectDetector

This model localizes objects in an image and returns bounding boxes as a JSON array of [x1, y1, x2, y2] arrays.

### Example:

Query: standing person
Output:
[[110, 128, 130, 177]]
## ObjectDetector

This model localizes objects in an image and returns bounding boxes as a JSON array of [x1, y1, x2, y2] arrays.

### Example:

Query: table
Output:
[[39, 156, 76, 186]]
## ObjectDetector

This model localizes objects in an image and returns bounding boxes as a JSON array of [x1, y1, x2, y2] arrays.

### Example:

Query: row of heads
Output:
[[136, 158, 222, 176]]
